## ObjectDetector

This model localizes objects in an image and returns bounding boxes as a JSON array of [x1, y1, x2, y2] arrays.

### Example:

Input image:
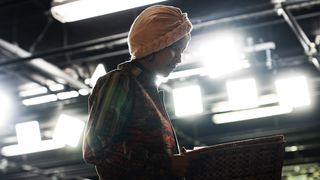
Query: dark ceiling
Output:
[[0, 0, 320, 179]]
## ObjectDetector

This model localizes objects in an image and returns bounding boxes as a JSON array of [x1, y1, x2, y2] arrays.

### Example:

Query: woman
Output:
[[83, 5, 192, 180]]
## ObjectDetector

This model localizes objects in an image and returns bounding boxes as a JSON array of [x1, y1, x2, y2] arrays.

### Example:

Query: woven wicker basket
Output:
[[186, 135, 285, 180]]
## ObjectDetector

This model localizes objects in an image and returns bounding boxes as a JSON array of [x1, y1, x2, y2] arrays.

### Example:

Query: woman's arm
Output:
[[82, 71, 132, 166]]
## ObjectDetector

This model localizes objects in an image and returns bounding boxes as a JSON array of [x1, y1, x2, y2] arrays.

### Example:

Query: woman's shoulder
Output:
[[99, 69, 131, 82], [92, 69, 133, 92]]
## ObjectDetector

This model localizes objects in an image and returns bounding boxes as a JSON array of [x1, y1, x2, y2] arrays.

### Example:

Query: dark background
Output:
[[0, 0, 319, 179]]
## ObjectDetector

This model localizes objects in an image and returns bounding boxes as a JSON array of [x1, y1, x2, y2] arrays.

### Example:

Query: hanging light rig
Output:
[[274, 0, 320, 71]]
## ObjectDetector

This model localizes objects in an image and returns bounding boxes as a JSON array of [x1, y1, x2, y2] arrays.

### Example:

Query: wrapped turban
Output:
[[128, 5, 192, 59]]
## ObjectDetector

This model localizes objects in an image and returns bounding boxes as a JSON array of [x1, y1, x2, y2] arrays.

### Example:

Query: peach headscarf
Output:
[[128, 5, 192, 59]]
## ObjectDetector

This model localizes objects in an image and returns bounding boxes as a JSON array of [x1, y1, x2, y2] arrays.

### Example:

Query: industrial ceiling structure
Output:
[[0, 0, 320, 179]]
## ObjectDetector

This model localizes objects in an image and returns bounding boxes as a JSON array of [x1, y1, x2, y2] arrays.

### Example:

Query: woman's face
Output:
[[150, 35, 190, 77]]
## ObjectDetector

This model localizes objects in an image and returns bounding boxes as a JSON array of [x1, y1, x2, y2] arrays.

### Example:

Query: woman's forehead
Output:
[[172, 35, 190, 48]]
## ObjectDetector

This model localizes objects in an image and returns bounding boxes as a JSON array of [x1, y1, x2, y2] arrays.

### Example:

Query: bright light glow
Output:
[[259, 93, 278, 105], [212, 94, 278, 113], [197, 33, 243, 78], [1, 140, 65, 157], [311, 57, 320, 70], [90, 64, 106, 87], [19, 87, 48, 97], [226, 78, 259, 110], [0, 91, 12, 127], [53, 114, 85, 147], [167, 68, 206, 80], [244, 42, 276, 52], [78, 89, 89, 96], [172, 85, 203, 117], [84, 78, 91, 85], [277, 8, 284, 16], [285, 146, 299, 152], [212, 105, 292, 124], [275, 76, 311, 108], [156, 76, 166, 86], [15, 121, 41, 146], [51, 0, 167, 23], [157, 67, 207, 85], [49, 84, 64, 91], [57, 90, 79, 100], [22, 94, 58, 106]]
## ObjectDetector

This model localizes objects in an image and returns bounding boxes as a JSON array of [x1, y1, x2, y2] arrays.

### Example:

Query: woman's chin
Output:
[[158, 71, 171, 77], [156, 68, 175, 77]]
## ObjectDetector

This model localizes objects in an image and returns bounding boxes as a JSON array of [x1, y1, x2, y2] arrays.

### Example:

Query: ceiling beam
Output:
[[0, 39, 90, 90]]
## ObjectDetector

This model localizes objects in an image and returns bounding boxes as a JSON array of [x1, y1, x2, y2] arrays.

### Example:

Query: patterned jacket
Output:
[[82, 61, 181, 180]]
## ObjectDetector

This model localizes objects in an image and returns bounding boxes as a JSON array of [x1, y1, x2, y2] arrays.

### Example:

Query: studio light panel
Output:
[[226, 78, 259, 110], [51, 0, 168, 23], [1, 140, 65, 157], [22, 94, 58, 106], [0, 91, 12, 127], [15, 121, 41, 146], [53, 114, 85, 147], [90, 63, 107, 87], [197, 34, 243, 78], [275, 76, 311, 108], [212, 105, 292, 124], [172, 85, 203, 117]]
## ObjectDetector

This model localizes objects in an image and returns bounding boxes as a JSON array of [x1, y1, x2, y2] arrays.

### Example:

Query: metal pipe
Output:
[[0, 37, 126, 66], [286, 0, 320, 10], [1, 1, 320, 67], [193, 0, 320, 30], [0, 39, 90, 90], [193, 9, 276, 30], [279, 7, 311, 53], [277, 2, 319, 71], [69, 49, 129, 65]]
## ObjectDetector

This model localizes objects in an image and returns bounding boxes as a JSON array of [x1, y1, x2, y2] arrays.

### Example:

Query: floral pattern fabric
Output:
[[82, 61, 180, 180]]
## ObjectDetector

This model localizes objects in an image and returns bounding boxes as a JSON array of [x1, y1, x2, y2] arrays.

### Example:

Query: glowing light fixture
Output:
[[53, 114, 85, 147], [22, 94, 58, 106], [212, 94, 278, 113], [285, 146, 299, 152], [78, 89, 89, 96], [275, 76, 311, 108], [90, 63, 106, 87], [1, 140, 65, 157], [0, 90, 12, 127], [0, 121, 65, 156], [156, 67, 207, 85], [57, 90, 79, 100], [226, 78, 259, 110], [51, 0, 167, 23], [197, 33, 243, 78], [172, 85, 203, 117], [19, 87, 48, 97], [49, 84, 65, 91], [213, 105, 292, 124], [15, 121, 41, 146], [285, 145, 305, 152]]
